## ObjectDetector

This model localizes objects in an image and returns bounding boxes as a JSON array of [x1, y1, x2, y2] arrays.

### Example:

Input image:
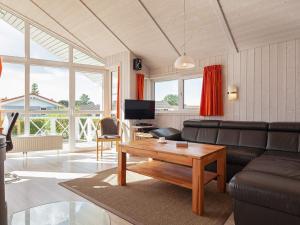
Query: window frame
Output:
[[0, 11, 107, 149], [151, 74, 203, 114]]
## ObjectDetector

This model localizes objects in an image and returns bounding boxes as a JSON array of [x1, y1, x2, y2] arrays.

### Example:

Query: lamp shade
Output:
[[174, 54, 195, 69], [227, 85, 238, 100]]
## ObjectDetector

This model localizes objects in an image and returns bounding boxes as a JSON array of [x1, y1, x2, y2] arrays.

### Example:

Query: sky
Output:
[[0, 19, 103, 106]]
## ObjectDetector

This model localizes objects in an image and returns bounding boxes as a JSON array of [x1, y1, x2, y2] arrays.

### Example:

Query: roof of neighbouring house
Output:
[[0, 94, 63, 107]]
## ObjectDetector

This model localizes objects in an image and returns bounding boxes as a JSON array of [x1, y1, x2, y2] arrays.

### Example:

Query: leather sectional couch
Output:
[[152, 120, 300, 225]]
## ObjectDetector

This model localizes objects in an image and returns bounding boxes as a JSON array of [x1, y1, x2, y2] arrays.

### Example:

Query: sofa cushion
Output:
[[195, 128, 218, 144], [229, 170, 300, 217], [267, 122, 300, 152], [181, 127, 198, 142], [216, 129, 240, 146], [220, 121, 268, 130], [217, 121, 268, 148], [264, 150, 300, 162], [239, 130, 267, 149], [183, 120, 219, 128], [267, 132, 299, 152], [149, 128, 181, 140], [182, 120, 220, 143], [227, 146, 264, 166], [244, 154, 300, 179]]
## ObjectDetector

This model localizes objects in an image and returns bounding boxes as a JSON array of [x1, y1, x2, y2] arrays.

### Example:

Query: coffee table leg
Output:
[[118, 147, 126, 186], [192, 158, 204, 215], [217, 150, 226, 193]]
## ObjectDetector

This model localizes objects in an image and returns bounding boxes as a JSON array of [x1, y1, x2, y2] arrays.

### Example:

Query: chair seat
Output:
[[97, 135, 121, 140]]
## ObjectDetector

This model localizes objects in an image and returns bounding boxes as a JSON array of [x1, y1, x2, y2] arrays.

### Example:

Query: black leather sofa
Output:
[[181, 120, 268, 181], [229, 122, 300, 225], [153, 120, 300, 225]]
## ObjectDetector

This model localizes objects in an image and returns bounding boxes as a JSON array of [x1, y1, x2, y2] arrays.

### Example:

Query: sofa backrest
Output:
[[267, 123, 300, 152], [216, 121, 269, 149], [181, 120, 220, 144]]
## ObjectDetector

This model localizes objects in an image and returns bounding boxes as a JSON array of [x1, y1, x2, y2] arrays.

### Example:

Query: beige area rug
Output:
[[60, 168, 232, 225]]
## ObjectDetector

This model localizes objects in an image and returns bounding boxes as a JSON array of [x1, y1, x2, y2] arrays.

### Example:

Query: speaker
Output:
[[133, 58, 142, 71]]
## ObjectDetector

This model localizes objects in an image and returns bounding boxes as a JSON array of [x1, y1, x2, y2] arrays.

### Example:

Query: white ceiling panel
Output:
[[1, 0, 300, 69]]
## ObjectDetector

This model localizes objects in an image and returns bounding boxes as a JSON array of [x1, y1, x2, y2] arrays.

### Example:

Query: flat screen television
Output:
[[124, 99, 155, 120]]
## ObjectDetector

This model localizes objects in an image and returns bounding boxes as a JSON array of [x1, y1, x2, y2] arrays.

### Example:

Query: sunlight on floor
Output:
[[11, 171, 91, 179]]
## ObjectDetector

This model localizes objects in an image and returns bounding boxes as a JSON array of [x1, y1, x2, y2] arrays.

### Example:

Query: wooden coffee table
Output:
[[118, 139, 226, 216]]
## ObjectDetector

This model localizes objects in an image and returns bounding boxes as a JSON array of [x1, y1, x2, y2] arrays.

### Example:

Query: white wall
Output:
[[150, 39, 300, 130]]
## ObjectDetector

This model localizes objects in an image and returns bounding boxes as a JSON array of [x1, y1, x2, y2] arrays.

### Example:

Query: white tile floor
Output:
[[5, 149, 234, 225]]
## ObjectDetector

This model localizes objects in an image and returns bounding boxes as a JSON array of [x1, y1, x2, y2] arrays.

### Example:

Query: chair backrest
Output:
[[2, 112, 19, 152], [99, 117, 119, 136]]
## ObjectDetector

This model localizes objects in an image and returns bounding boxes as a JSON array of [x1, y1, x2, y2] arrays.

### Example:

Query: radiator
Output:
[[11, 135, 63, 153]]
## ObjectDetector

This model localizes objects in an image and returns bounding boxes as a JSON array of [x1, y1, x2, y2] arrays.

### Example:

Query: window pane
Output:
[[0, 63, 25, 110], [29, 114, 69, 140], [30, 66, 69, 111], [73, 49, 104, 66], [0, 9, 24, 57], [75, 72, 103, 111], [184, 78, 202, 108], [30, 25, 69, 62], [111, 71, 118, 111], [155, 80, 178, 111]]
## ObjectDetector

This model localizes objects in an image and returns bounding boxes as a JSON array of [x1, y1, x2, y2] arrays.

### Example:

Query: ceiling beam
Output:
[[79, 0, 133, 53], [29, 0, 105, 62], [137, 0, 181, 57], [210, 0, 239, 53]]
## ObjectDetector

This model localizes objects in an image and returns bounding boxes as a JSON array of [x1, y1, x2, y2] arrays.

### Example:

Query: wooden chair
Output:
[[96, 117, 122, 160]]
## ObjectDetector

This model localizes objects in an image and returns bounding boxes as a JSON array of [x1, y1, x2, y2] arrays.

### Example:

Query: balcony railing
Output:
[[11, 115, 102, 145]]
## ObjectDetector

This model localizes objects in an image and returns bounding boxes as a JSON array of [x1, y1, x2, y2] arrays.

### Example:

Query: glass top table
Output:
[[10, 201, 110, 225]]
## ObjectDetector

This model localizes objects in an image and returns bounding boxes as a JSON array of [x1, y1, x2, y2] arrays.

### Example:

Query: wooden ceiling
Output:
[[1, 0, 300, 69]]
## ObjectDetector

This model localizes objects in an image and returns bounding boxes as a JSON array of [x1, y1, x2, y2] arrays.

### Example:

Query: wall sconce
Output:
[[227, 85, 238, 101]]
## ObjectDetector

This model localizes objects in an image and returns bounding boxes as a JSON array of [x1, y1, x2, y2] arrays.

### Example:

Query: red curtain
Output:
[[116, 66, 121, 119], [136, 73, 144, 100], [200, 65, 224, 116], [0, 57, 3, 77]]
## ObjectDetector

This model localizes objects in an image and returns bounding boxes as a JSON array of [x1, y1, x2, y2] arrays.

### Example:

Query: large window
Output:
[[0, 9, 24, 57], [153, 76, 203, 111], [154, 80, 178, 111], [75, 72, 103, 111], [30, 66, 69, 111], [0, 7, 106, 149], [184, 78, 202, 108], [0, 63, 25, 110]]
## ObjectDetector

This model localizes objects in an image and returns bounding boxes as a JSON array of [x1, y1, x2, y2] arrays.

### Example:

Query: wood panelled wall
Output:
[[152, 39, 300, 130]]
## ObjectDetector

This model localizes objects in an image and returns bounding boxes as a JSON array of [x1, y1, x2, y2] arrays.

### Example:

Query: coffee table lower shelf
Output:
[[127, 160, 217, 189]]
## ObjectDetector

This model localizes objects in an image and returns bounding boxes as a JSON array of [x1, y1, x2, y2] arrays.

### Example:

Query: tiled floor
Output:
[[5, 149, 234, 225]]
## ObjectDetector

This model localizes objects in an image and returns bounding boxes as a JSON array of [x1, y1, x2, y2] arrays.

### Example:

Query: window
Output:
[[30, 66, 69, 111], [0, 9, 25, 57], [154, 80, 178, 111], [73, 49, 104, 66], [0, 7, 106, 148], [111, 71, 118, 111], [0, 63, 25, 111], [75, 72, 103, 111], [184, 78, 202, 108], [30, 25, 69, 62]]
